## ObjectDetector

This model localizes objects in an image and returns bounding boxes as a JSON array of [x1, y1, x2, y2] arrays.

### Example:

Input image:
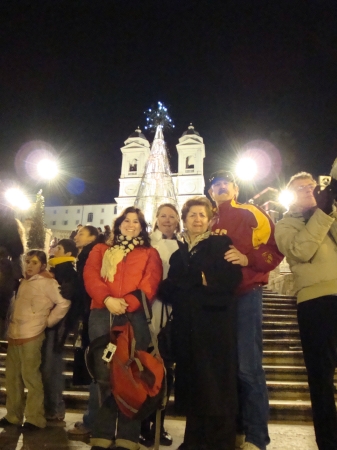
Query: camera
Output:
[[102, 342, 117, 363], [318, 176, 331, 191]]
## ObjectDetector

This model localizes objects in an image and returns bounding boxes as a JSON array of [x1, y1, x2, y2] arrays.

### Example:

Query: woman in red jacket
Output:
[[83, 206, 162, 450]]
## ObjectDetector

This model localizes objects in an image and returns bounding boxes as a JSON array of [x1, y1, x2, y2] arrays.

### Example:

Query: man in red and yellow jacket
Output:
[[208, 170, 283, 450]]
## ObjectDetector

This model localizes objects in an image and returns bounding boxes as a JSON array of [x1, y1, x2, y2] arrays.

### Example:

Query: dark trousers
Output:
[[90, 308, 151, 449], [297, 296, 337, 450], [183, 413, 236, 450]]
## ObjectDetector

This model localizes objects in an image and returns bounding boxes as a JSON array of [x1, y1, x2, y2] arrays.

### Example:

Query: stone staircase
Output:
[[262, 290, 313, 421], [0, 290, 323, 422]]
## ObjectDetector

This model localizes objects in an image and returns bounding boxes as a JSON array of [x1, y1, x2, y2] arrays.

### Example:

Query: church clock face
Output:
[[182, 181, 196, 194], [125, 184, 138, 195]]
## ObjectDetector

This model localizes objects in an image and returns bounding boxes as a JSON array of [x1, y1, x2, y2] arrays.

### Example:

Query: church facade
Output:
[[44, 124, 206, 236], [116, 124, 205, 214]]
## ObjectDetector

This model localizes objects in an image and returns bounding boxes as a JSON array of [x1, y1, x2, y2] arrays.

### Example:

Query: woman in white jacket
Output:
[[140, 203, 180, 447]]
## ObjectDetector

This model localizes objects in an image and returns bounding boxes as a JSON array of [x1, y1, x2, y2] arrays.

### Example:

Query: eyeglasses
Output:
[[292, 183, 316, 192]]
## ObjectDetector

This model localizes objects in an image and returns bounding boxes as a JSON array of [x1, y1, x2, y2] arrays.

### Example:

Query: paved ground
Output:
[[0, 407, 318, 449]]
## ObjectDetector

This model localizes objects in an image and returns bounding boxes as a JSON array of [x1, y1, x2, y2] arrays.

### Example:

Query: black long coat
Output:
[[159, 235, 242, 416]]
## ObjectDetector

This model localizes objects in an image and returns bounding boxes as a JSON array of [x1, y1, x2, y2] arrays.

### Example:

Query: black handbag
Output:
[[157, 302, 174, 365]]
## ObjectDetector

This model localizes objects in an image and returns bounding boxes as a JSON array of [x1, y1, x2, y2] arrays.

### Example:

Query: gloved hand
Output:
[[313, 185, 335, 215]]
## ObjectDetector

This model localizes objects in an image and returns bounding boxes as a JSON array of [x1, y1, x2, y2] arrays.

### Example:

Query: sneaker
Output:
[[242, 443, 260, 450], [46, 417, 66, 426], [160, 429, 173, 446], [22, 422, 42, 431], [0, 417, 20, 427], [68, 421, 91, 437], [235, 434, 245, 448], [139, 433, 154, 447]]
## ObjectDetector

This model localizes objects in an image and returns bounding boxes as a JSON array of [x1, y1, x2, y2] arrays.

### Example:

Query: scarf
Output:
[[101, 234, 144, 282], [48, 256, 76, 268], [181, 230, 210, 252]]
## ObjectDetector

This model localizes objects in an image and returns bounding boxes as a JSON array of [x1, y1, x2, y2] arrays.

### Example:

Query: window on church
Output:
[[114, 206, 117, 214], [87, 213, 93, 222], [129, 159, 138, 172], [186, 156, 195, 172]]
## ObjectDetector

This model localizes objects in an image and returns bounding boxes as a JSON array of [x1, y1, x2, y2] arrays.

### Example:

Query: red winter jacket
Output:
[[210, 199, 283, 294], [83, 243, 163, 312]]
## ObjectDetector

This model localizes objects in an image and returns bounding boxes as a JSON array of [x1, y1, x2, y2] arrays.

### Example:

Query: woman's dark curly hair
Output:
[[112, 207, 151, 247]]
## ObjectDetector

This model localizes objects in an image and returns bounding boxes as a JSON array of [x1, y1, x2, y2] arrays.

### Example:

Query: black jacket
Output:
[[158, 235, 242, 416]]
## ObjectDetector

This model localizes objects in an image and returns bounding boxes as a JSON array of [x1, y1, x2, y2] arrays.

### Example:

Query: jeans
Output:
[[85, 308, 151, 449], [237, 287, 270, 450], [83, 308, 112, 429], [41, 327, 66, 419], [297, 296, 337, 450]]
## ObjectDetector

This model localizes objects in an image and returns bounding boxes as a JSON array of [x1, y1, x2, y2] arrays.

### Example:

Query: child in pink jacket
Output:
[[0, 249, 70, 431]]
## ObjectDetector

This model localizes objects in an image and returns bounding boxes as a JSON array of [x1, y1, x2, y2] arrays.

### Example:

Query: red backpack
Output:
[[110, 320, 165, 420]]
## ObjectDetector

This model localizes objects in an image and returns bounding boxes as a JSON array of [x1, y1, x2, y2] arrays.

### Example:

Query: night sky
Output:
[[1, 1, 337, 206]]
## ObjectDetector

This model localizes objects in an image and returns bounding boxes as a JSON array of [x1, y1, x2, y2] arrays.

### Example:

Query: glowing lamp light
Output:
[[278, 189, 294, 210], [235, 157, 258, 181], [37, 158, 58, 179], [5, 188, 31, 210]]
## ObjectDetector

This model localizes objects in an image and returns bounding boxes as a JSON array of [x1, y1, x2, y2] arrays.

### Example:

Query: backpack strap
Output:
[[140, 291, 161, 357]]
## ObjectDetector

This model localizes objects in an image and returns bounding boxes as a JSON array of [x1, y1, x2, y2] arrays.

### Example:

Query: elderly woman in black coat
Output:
[[159, 196, 242, 450]]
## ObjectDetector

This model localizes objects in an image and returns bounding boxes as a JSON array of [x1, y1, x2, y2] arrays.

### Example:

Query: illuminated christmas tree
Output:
[[134, 102, 178, 229], [27, 190, 46, 249]]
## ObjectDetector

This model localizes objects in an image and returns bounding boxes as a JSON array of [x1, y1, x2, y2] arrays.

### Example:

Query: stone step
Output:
[[263, 306, 297, 314], [263, 313, 298, 320], [267, 381, 311, 400], [263, 339, 302, 351], [263, 293, 296, 301], [263, 329, 300, 338], [264, 365, 308, 381], [263, 350, 304, 365], [263, 321, 299, 329]]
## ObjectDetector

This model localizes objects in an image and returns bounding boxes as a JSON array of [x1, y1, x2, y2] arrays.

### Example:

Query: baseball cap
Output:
[[209, 170, 236, 186]]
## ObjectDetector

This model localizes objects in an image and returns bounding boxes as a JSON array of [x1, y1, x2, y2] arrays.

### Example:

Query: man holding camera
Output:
[[275, 171, 337, 450]]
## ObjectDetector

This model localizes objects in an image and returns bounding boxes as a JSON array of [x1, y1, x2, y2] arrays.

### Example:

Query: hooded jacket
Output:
[[275, 206, 337, 303], [7, 272, 71, 340], [84, 243, 162, 311], [210, 199, 283, 294]]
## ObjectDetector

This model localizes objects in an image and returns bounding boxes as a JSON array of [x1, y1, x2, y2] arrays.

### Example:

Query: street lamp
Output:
[[4, 188, 31, 210], [235, 157, 258, 181], [36, 158, 58, 180], [278, 189, 294, 210]]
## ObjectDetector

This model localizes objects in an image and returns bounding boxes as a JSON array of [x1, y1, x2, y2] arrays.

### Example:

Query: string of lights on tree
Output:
[[135, 102, 178, 228], [144, 101, 175, 131]]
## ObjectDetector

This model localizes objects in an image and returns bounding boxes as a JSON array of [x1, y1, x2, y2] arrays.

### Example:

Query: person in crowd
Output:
[[83, 206, 162, 450], [69, 224, 83, 240], [158, 196, 242, 450], [41, 239, 80, 422], [0, 208, 25, 338], [0, 250, 70, 431], [275, 172, 337, 450], [68, 226, 105, 437], [140, 203, 181, 447], [48, 237, 59, 256], [103, 225, 111, 242], [97, 227, 103, 234], [208, 170, 283, 450]]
